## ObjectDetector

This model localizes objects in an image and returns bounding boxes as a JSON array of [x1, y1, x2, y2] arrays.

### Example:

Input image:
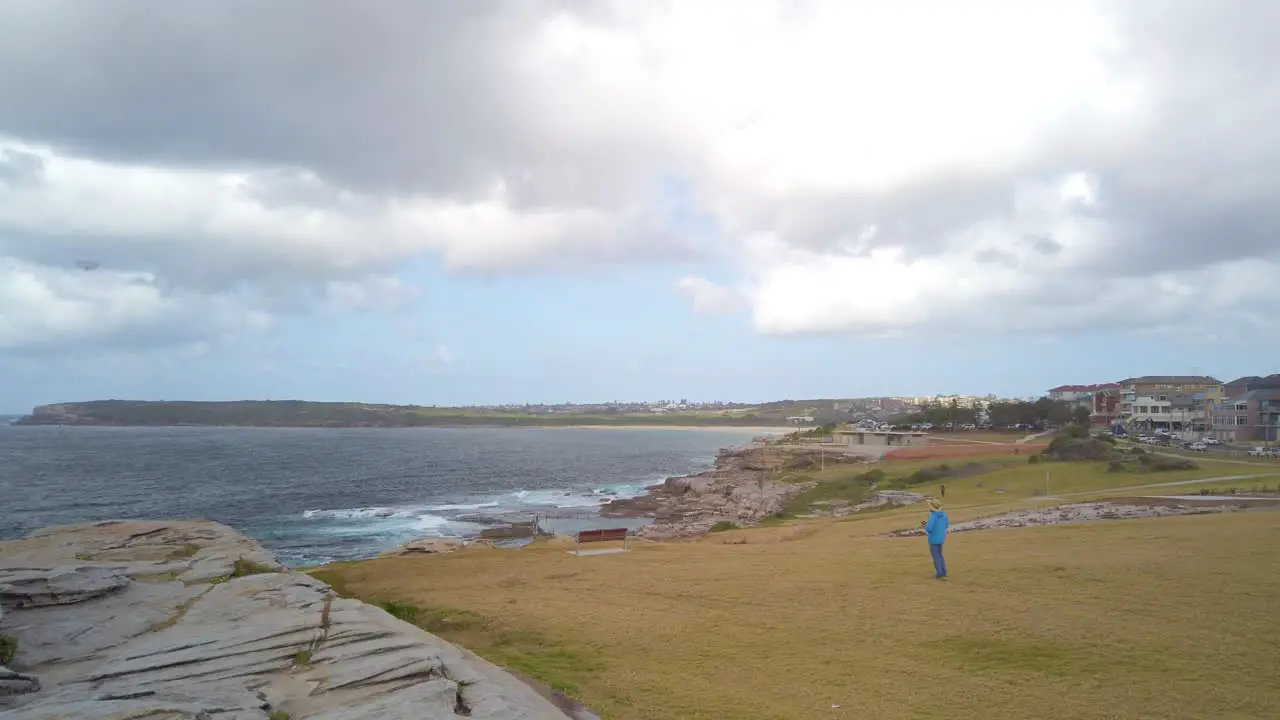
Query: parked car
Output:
[[1248, 447, 1275, 457], [1201, 437, 1221, 446], [1188, 442, 1208, 452]]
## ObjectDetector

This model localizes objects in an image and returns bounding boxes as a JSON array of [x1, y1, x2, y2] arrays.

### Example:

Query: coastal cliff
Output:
[[600, 444, 855, 539], [0, 520, 576, 719]]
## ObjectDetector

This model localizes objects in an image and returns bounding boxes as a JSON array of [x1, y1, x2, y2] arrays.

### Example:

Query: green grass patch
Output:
[[781, 470, 880, 516], [0, 635, 17, 665], [231, 558, 276, 577], [292, 649, 312, 666]]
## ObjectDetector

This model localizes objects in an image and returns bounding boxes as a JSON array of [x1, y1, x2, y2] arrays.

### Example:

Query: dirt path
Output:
[[1060, 472, 1280, 498], [1016, 429, 1057, 444]]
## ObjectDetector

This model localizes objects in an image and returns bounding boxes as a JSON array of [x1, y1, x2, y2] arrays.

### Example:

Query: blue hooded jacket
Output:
[[924, 510, 949, 544]]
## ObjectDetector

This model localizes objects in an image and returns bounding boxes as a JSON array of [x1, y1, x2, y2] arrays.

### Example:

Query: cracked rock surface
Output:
[[0, 520, 573, 719]]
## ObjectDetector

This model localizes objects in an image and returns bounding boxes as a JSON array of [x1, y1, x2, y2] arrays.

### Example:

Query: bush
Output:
[[709, 521, 738, 533], [1028, 454, 1041, 464], [1062, 424, 1090, 439], [0, 635, 16, 665], [861, 469, 887, 485], [906, 466, 947, 486], [1107, 460, 1126, 473], [1095, 433, 1117, 444]]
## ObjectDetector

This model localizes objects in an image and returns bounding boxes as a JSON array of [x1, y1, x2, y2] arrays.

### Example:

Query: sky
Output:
[[2, 1, 1279, 412]]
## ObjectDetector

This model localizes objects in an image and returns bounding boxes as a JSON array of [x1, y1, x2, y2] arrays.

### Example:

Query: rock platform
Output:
[[0, 520, 574, 719]]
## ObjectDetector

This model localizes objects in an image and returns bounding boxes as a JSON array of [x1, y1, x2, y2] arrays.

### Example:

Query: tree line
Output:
[[894, 397, 1090, 428]]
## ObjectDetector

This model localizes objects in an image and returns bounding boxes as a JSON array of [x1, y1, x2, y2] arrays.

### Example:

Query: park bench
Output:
[[571, 527, 630, 556]]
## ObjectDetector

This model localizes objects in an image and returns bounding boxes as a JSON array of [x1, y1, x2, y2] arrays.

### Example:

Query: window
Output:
[[1236, 403, 1248, 411], [1159, 395, 1168, 401], [1237, 416, 1248, 426], [1138, 406, 1149, 413]]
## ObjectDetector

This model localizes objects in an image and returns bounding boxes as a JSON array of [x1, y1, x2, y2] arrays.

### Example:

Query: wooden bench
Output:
[[571, 527, 630, 555]]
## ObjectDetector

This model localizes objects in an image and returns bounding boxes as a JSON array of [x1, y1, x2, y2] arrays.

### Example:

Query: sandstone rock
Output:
[[386, 538, 468, 556], [0, 566, 131, 609], [603, 444, 819, 539], [0, 520, 575, 719], [0, 666, 39, 696]]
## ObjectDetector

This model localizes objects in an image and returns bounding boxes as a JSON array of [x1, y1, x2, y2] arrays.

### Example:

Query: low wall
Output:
[[883, 442, 1049, 461]]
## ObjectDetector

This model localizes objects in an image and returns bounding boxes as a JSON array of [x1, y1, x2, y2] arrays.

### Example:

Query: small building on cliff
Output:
[[832, 428, 927, 448]]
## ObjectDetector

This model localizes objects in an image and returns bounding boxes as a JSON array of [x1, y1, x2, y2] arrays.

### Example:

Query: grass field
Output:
[[312, 453, 1280, 720]]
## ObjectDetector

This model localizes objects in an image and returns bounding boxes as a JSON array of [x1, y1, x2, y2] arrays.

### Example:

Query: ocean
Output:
[[0, 425, 763, 566]]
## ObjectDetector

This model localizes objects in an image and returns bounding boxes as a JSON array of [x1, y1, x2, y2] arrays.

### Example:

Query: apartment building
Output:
[[1048, 384, 1120, 407], [1116, 376, 1220, 432], [1206, 376, 1280, 442]]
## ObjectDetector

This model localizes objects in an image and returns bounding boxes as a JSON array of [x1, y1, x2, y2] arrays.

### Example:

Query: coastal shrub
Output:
[[782, 454, 819, 471], [1028, 454, 1041, 464], [1138, 455, 1198, 472], [1062, 424, 1090, 440], [861, 469, 887, 485], [231, 558, 275, 577], [268, 712, 290, 720], [1096, 433, 1117, 444], [709, 521, 738, 533], [292, 649, 312, 666], [1107, 460, 1126, 473], [0, 635, 16, 665], [1128, 446, 1148, 456], [1042, 437, 1115, 462], [906, 466, 947, 486]]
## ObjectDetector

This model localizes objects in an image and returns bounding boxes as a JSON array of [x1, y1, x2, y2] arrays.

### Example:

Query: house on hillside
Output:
[[1089, 388, 1120, 427]]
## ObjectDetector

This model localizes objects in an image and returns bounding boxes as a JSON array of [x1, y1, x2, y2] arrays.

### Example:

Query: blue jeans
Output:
[[929, 543, 947, 578]]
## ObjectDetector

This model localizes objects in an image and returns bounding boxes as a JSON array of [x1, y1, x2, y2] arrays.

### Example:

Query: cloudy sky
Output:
[[2, 0, 1277, 411]]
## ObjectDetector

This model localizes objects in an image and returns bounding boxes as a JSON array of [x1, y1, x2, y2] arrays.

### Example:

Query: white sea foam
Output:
[[424, 501, 500, 511]]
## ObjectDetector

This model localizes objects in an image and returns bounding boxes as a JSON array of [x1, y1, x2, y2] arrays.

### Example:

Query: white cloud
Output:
[[2, 0, 1279, 353], [675, 276, 742, 315], [0, 257, 270, 353]]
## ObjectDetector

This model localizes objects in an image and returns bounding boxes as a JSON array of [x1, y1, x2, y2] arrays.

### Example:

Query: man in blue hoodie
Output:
[[923, 497, 950, 580]]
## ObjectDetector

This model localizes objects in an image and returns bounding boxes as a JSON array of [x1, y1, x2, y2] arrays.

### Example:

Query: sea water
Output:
[[0, 425, 760, 566]]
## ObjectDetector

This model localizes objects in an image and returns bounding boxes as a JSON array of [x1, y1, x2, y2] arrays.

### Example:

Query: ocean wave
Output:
[[301, 480, 655, 525], [424, 501, 500, 511], [301, 506, 420, 520]]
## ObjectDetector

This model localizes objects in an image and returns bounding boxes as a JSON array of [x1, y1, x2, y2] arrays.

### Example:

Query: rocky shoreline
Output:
[[0, 520, 577, 719], [598, 442, 858, 540]]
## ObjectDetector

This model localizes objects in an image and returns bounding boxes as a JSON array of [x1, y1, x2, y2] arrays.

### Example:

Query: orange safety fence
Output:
[[882, 442, 1050, 461]]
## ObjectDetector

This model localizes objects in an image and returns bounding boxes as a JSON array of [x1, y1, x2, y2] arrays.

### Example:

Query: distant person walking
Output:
[[922, 497, 950, 580]]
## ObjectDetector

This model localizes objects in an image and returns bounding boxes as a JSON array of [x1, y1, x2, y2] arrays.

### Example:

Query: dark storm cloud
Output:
[[0, 0, 648, 205]]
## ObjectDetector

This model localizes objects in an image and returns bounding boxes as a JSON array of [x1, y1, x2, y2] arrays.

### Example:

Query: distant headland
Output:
[[11, 399, 805, 428]]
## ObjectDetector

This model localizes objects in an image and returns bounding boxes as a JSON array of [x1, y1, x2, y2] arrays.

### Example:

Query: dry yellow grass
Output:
[[314, 506, 1280, 720]]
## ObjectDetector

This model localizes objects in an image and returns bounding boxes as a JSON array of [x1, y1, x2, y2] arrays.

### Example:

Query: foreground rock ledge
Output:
[[0, 520, 575, 719]]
